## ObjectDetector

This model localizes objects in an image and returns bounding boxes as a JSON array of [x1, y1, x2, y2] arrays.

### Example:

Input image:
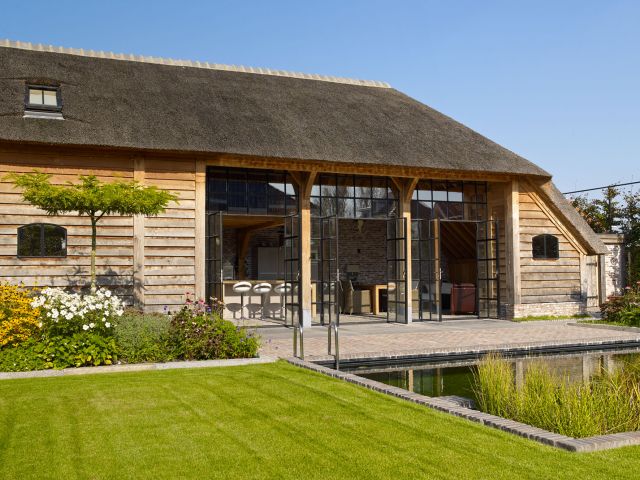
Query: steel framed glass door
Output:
[[205, 211, 224, 307], [311, 215, 339, 326], [476, 220, 500, 319], [283, 213, 301, 328], [411, 218, 441, 321], [387, 217, 408, 323]]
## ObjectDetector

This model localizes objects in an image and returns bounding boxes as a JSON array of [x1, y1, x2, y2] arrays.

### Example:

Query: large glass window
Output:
[[17, 223, 67, 257], [206, 168, 298, 215], [311, 174, 397, 218], [412, 180, 487, 221]]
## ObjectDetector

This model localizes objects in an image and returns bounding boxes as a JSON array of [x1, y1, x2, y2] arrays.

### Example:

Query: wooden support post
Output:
[[291, 171, 317, 328], [133, 157, 146, 309], [195, 160, 206, 301], [504, 180, 521, 311]]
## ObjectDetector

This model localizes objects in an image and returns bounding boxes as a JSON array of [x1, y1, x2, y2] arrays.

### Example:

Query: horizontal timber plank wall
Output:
[[0, 147, 195, 311], [519, 182, 582, 304], [0, 150, 135, 303], [143, 158, 196, 312]]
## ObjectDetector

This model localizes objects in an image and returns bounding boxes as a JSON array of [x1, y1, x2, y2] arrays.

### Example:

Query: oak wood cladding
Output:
[[0, 143, 597, 313], [0, 152, 136, 302], [142, 158, 196, 311], [0, 150, 195, 311], [519, 183, 582, 304]]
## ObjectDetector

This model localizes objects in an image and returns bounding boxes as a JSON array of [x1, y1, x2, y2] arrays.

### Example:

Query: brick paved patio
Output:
[[258, 319, 640, 360]]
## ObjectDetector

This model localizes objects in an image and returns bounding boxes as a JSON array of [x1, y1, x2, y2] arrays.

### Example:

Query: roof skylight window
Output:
[[24, 85, 63, 119]]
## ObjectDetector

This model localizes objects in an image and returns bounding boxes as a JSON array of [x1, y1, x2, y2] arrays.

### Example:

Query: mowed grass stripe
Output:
[[1, 361, 640, 479]]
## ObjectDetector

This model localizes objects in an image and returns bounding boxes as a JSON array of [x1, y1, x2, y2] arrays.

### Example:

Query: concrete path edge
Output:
[[0, 355, 277, 381]]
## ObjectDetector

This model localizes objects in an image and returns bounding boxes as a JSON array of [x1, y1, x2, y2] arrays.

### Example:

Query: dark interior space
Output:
[[440, 221, 477, 315]]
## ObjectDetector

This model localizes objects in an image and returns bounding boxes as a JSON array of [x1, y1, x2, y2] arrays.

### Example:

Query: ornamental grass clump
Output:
[[473, 354, 640, 438], [0, 283, 40, 348]]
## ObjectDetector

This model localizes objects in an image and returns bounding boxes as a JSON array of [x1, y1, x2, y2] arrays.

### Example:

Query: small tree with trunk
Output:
[[7, 172, 177, 292]]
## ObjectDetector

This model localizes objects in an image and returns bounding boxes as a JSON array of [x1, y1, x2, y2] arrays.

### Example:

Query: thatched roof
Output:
[[535, 181, 607, 255], [0, 41, 550, 177]]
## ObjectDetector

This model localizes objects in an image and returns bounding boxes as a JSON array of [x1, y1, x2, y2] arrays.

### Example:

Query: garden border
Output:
[[0, 355, 277, 381], [287, 357, 640, 453]]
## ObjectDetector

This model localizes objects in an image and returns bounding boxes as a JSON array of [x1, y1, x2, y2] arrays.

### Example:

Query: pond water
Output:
[[344, 349, 640, 405]]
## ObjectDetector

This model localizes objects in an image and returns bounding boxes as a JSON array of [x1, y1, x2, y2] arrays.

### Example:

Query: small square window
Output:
[[25, 85, 62, 112]]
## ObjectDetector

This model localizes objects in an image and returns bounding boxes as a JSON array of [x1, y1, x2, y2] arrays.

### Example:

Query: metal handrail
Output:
[[293, 321, 304, 359]]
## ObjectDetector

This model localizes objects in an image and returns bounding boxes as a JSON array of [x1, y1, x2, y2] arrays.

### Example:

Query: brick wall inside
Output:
[[338, 219, 387, 285]]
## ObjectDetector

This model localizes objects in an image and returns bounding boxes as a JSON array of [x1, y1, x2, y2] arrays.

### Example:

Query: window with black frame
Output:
[[310, 174, 398, 218], [411, 180, 487, 221], [25, 85, 62, 111], [532, 234, 559, 259], [206, 168, 298, 215], [17, 223, 67, 258]]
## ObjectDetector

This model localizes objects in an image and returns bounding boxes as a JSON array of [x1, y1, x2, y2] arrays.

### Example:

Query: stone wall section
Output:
[[599, 233, 625, 298]]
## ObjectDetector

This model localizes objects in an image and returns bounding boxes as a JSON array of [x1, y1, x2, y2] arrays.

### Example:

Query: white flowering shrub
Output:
[[31, 287, 124, 337]]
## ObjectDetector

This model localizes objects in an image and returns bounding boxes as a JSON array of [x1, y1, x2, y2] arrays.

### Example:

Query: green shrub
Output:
[[473, 354, 640, 438], [169, 306, 260, 360], [601, 281, 640, 326], [0, 340, 46, 372], [114, 310, 175, 364], [0, 333, 118, 371], [36, 333, 118, 368]]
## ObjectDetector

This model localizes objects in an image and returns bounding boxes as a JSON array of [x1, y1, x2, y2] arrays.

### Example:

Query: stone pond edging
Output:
[[287, 357, 640, 453], [0, 355, 277, 381]]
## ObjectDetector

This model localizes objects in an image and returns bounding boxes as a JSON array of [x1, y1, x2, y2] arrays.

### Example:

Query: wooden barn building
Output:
[[0, 40, 607, 325]]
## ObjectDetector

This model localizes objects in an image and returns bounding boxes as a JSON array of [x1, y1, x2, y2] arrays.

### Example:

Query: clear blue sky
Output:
[[2, 0, 639, 194]]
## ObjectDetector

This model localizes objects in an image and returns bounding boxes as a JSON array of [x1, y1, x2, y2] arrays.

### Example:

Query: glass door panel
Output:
[[387, 217, 408, 323], [476, 220, 500, 319], [205, 211, 224, 308], [311, 215, 339, 326], [284, 213, 301, 327]]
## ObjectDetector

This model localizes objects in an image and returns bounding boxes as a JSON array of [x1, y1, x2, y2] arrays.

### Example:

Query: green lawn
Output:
[[1, 362, 639, 480]]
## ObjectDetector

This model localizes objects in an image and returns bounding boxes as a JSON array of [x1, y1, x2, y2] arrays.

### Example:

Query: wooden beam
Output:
[[194, 159, 206, 300], [236, 230, 251, 280], [0, 142, 530, 183], [238, 219, 284, 234], [504, 180, 521, 307], [289, 170, 317, 198], [133, 156, 145, 309], [298, 171, 317, 328]]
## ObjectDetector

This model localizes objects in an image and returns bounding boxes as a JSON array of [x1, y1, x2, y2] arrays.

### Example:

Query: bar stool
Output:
[[253, 283, 273, 320], [232, 281, 252, 320], [274, 283, 292, 320]]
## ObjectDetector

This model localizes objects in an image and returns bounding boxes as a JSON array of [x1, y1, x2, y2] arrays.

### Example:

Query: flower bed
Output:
[[0, 285, 260, 372]]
